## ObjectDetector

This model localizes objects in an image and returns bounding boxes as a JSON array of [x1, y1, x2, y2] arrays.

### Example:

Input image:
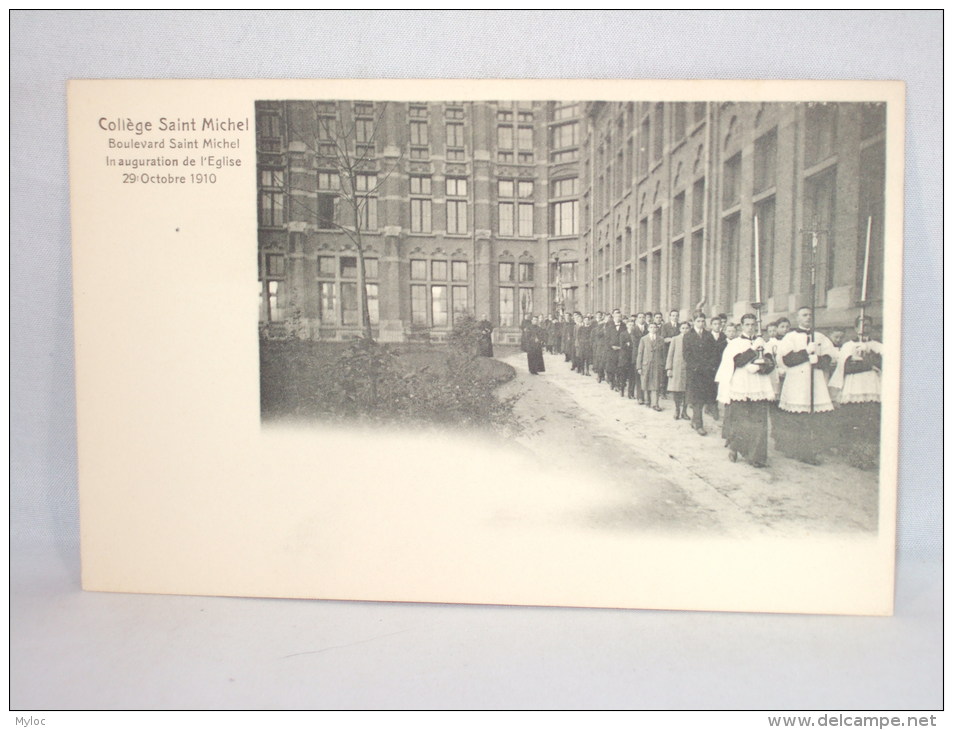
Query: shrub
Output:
[[260, 333, 521, 434]]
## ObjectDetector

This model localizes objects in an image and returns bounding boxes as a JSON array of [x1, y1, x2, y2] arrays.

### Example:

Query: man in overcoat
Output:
[[682, 312, 720, 435], [604, 309, 630, 393], [636, 321, 666, 411], [591, 311, 608, 383], [665, 320, 692, 420]]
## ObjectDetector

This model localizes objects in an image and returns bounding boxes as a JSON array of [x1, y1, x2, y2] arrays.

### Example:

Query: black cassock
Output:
[[521, 325, 546, 374]]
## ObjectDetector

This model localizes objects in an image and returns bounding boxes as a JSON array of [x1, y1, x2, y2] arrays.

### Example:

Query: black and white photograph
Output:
[[257, 96, 891, 539]]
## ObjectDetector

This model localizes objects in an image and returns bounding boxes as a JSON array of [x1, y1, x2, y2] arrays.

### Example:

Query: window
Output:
[[499, 203, 515, 236], [452, 285, 468, 324], [554, 261, 577, 284], [519, 262, 535, 282], [355, 118, 373, 143], [553, 103, 580, 121], [411, 183, 432, 231], [260, 280, 281, 322], [518, 203, 534, 236], [447, 148, 466, 161], [499, 180, 532, 236], [722, 214, 741, 307], [451, 260, 468, 281], [723, 153, 741, 208], [447, 200, 467, 234], [431, 285, 448, 327], [411, 259, 427, 280], [614, 150, 624, 198], [804, 167, 837, 299], [341, 282, 359, 325], [805, 102, 838, 167], [411, 284, 428, 325], [517, 125, 533, 149], [499, 262, 515, 282], [693, 102, 707, 124], [356, 173, 378, 230], [319, 282, 337, 324], [317, 194, 336, 229], [653, 103, 664, 161], [754, 196, 776, 299], [861, 102, 886, 140], [260, 169, 284, 188], [652, 208, 662, 250], [754, 129, 777, 194], [355, 173, 376, 192], [690, 230, 703, 306], [318, 256, 336, 276], [446, 122, 464, 148], [499, 287, 515, 327], [551, 122, 578, 149], [446, 177, 468, 196], [692, 178, 705, 227], [354, 102, 373, 116], [552, 177, 577, 197], [497, 125, 513, 149], [549, 149, 577, 163], [497, 110, 513, 122], [317, 116, 335, 141], [259, 253, 285, 323], [672, 192, 685, 237], [313, 256, 379, 326], [366, 283, 379, 326], [518, 151, 534, 164], [673, 102, 688, 141], [638, 115, 650, 177], [446, 177, 468, 234], [638, 217, 648, 254], [431, 260, 448, 280], [318, 172, 340, 190], [409, 104, 428, 118], [410, 146, 429, 160], [340, 256, 357, 279], [446, 107, 465, 120], [410, 176, 431, 195], [518, 111, 533, 122], [258, 112, 281, 152], [550, 200, 578, 236], [519, 288, 534, 319], [671, 239, 683, 309], [259, 191, 284, 227]]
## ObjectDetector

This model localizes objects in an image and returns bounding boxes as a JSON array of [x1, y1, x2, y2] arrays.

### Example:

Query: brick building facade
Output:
[[257, 100, 886, 342]]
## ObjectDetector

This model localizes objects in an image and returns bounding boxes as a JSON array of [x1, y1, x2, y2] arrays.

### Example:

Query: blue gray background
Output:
[[11, 10, 942, 710]]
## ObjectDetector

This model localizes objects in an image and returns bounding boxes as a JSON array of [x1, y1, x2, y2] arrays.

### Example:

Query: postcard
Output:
[[69, 79, 903, 615]]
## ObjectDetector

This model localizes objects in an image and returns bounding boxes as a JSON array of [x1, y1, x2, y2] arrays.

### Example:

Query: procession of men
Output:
[[521, 306, 882, 471]]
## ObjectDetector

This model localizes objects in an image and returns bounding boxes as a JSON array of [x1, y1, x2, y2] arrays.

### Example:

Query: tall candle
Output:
[[860, 216, 872, 302], [753, 215, 761, 303]]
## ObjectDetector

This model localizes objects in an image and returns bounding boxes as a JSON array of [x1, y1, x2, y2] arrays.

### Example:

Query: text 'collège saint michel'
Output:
[[99, 117, 246, 169]]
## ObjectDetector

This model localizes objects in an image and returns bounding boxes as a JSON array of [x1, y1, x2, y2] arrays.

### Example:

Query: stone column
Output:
[[378, 225, 404, 342]]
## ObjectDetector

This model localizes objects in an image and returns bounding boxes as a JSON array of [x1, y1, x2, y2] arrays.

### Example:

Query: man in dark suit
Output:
[[604, 309, 631, 393], [682, 311, 720, 436]]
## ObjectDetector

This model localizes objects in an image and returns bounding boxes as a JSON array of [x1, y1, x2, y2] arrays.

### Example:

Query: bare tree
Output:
[[287, 101, 398, 341]]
